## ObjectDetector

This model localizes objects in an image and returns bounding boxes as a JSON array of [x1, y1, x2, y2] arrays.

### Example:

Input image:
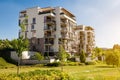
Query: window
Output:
[[38, 38, 40, 44], [32, 18, 36, 24], [19, 20, 21, 26], [31, 25, 34, 30]]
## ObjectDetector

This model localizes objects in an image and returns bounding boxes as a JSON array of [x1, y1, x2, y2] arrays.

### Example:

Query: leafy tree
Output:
[[105, 49, 120, 67], [10, 37, 29, 75], [10, 15, 29, 75], [58, 45, 67, 62], [34, 52, 44, 61], [113, 44, 120, 50], [57, 45, 68, 71], [93, 47, 103, 60], [80, 50, 86, 63]]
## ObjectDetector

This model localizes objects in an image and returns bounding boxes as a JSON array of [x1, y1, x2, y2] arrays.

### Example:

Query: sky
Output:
[[0, 0, 120, 48]]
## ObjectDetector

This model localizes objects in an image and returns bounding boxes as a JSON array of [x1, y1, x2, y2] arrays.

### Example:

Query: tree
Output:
[[80, 50, 86, 63], [113, 44, 120, 50], [34, 52, 44, 61], [57, 45, 68, 71], [105, 49, 120, 67], [10, 16, 29, 75], [10, 37, 29, 75], [58, 45, 67, 62], [93, 47, 103, 61]]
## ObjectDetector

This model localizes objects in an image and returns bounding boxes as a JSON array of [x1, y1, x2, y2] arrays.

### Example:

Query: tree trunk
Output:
[[17, 57, 20, 75]]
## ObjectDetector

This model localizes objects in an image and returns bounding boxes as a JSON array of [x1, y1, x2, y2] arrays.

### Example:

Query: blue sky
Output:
[[0, 0, 120, 48]]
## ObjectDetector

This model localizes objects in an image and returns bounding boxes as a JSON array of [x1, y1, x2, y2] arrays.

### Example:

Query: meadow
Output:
[[0, 64, 120, 80]]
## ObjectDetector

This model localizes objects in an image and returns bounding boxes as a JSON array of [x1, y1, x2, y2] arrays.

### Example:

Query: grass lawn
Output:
[[0, 64, 120, 80]]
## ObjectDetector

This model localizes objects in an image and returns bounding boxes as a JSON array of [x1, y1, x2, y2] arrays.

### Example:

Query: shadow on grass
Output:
[[96, 65, 115, 68]]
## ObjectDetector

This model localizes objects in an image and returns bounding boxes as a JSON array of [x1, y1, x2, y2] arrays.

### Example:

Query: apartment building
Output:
[[76, 25, 95, 54], [19, 6, 77, 56]]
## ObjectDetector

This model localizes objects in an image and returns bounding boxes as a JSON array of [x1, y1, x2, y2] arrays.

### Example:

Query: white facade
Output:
[[19, 6, 77, 56], [19, 6, 95, 56], [11, 51, 36, 60], [77, 25, 95, 54]]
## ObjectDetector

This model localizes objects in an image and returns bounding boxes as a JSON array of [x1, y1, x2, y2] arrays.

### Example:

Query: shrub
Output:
[[45, 62, 61, 67], [0, 69, 70, 80], [62, 61, 84, 66], [0, 57, 15, 68], [85, 61, 96, 65]]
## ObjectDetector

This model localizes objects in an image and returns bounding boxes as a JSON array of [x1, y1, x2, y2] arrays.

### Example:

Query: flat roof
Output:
[[61, 8, 75, 17]]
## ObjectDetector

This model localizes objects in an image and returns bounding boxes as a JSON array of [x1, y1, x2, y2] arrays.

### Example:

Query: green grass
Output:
[[0, 63, 120, 80], [0, 57, 15, 68]]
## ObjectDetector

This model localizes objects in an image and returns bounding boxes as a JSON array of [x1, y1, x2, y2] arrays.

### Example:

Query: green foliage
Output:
[[113, 44, 120, 50], [80, 50, 86, 63], [19, 15, 28, 32], [93, 47, 103, 61], [58, 45, 68, 62], [34, 52, 44, 61], [0, 69, 70, 80], [105, 49, 120, 67], [10, 37, 29, 57], [0, 57, 15, 68], [0, 39, 13, 51], [62, 61, 84, 66], [45, 62, 61, 67], [7, 16, 29, 75], [85, 61, 96, 65]]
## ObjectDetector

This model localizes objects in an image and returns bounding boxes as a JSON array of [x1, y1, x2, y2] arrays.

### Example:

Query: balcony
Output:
[[44, 48, 54, 52], [61, 35, 69, 39], [60, 13, 76, 23], [45, 41, 54, 45], [19, 14, 27, 18], [44, 27, 56, 31], [39, 11, 55, 17], [61, 20, 67, 27], [44, 35, 55, 38], [45, 19, 56, 25], [61, 28, 68, 33]]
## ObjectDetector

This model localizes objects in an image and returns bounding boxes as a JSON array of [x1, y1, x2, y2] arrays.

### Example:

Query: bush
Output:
[[0, 57, 15, 68], [62, 61, 84, 66], [85, 61, 96, 65], [0, 69, 70, 80], [45, 62, 61, 67]]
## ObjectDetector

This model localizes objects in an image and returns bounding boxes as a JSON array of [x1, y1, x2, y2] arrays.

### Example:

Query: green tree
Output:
[[10, 16, 29, 75], [58, 45, 67, 62], [34, 52, 44, 61], [57, 45, 68, 71], [93, 47, 103, 61], [113, 44, 120, 50], [10, 37, 29, 75], [105, 49, 120, 67], [80, 50, 86, 63]]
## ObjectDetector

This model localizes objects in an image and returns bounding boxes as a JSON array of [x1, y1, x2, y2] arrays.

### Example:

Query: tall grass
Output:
[[0, 57, 15, 68]]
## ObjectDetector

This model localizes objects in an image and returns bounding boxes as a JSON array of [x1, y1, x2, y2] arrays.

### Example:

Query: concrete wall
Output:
[[11, 51, 36, 61]]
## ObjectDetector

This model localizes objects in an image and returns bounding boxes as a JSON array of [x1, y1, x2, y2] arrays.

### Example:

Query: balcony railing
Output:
[[61, 28, 68, 33], [19, 14, 27, 18], [44, 49, 54, 52], [61, 35, 69, 39], [45, 41, 54, 45], [44, 27, 56, 31], [45, 19, 56, 25], [44, 35, 55, 38], [61, 21, 67, 27], [60, 13, 76, 21]]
